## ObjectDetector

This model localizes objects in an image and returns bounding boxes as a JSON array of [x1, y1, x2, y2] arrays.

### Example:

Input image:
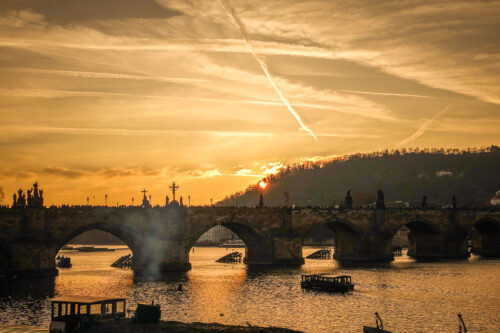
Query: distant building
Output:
[[491, 191, 500, 206], [392, 226, 410, 247]]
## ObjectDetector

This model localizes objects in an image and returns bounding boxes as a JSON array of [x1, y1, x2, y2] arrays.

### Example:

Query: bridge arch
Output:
[[188, 218, 274, 265], [468, 217, 500, 258], [388, 218, 443, 260], [56, 222, 142, 254], [301, 218, 366, 262]]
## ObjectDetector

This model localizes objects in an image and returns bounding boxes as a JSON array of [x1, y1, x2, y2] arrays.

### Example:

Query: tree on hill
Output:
[[217, 146, 500, 208]]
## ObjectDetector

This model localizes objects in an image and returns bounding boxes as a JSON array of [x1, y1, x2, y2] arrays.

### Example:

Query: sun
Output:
[[259, 181, 268, 190]]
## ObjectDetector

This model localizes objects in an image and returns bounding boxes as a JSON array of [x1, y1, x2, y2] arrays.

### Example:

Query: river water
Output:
[[0, 246, 499, 332]]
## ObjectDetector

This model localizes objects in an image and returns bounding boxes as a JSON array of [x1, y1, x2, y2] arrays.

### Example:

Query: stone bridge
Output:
[[1, 202, 499, 278]]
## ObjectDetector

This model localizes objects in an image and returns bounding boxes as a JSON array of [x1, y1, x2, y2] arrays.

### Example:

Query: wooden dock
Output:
[[0, 326, 48, 332], [111, 254, 132, 268], [305, 248, 331, 260], [216, 251, 242, 263]]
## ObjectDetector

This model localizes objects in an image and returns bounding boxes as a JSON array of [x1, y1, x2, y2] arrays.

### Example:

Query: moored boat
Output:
[[56, 256, 72, 268], [301, 274, 354, 293], [49, 296, 126, 333]]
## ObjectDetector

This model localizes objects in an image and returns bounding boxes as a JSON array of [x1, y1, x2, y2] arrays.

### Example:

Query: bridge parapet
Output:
[[0, 204, 499, 278]]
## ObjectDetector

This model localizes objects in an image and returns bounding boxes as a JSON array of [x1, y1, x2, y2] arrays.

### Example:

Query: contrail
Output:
[[217, 0, 318, 142], [396, 104, 451, 147]]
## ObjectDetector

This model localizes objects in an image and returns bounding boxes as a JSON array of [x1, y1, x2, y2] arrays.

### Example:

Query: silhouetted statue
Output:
[[13, 193, 17, 207], [344, 190, 353, 209], [180, 196, 183, 206], [27, 188, 32, 200], [452, 194, 457, 209], [165, 196, 170, 206], [140, 189, 151, 208], [33, 181, 39, 198], [15, 188, 26, 207], [421, 195, 427, 209], [259, 193, 264, 208], [376, 189, 385, 209]]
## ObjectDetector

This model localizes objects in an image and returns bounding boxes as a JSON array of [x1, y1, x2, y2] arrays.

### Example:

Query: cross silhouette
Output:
[[169, 182, 179, 201], [141, 189, 148, 198]]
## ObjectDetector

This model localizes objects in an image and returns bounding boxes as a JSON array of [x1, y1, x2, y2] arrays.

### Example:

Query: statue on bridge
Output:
[[141, 189, 151, 208], [344, 190, 353, 209], [12, 188, 26, 208], [169, 182, 179, 202], [165, 195, 170, 206], [421, 195, 428, 209], [27, 182, 44, 208], [376, 189, 385, 209]]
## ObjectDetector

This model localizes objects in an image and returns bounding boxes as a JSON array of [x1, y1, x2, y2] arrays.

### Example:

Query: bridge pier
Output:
[[133, 239, 192, 277], [7, 241, 58, 277], [268, 236, 304, 266]]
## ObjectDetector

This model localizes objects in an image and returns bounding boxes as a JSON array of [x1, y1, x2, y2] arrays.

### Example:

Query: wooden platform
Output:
[[0, 326, 48, 332]]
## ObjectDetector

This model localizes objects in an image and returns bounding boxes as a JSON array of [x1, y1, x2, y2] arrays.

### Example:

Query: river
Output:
[[0, 246, 499, 332]]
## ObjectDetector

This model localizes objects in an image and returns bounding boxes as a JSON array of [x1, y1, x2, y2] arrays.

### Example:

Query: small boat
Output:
[[74, 246, 115, 252], [56, 256, 72, 268], [133, 302, 161, 323], [49, 296, 126, 333], [363, 312, 391, 333], [301, 274, 354, 293]]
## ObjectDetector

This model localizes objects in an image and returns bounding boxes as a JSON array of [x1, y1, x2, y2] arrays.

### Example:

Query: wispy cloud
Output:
[[8, 67, 209, 84], [217, 0, 318, 141], [395, 105, 452, 147]]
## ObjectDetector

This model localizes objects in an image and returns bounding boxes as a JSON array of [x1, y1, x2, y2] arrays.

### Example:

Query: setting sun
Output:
[[259, 181, 268, 190]]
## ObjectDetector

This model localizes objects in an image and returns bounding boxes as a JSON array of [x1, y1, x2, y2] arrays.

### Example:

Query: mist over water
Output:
[[0, 246, 499, 332]]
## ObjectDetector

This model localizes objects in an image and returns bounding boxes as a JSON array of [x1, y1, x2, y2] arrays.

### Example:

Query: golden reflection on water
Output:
[[187, 247, 247, 322], [1, 245, 498, 332], [55, 245, 133, 297]]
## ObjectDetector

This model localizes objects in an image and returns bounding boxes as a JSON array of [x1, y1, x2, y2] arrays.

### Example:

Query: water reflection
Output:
[[0, 246, 499, 332], [0, 277, 55, 299]]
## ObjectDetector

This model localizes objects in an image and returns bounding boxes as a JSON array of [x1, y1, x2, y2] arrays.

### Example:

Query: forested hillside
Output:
[[218, 146, 500, 207]]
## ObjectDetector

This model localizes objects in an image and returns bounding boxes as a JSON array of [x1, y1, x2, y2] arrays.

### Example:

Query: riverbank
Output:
[[77, 319, 301, 332]]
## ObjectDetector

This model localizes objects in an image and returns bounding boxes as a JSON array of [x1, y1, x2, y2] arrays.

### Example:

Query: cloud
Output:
[[396, 105, 451, 147], [42, 167, 86, 178], [8, 67, 209, 84], [0, 0, 180, 25]]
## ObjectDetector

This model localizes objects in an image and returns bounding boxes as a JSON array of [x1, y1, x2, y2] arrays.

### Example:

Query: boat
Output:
[[49, 296, 126, 333], [133, 302, 161, 323], [363, 312, 391, 333], [219, 239, 245, 248], [56, 256, 72, 268], [301, 274, 354, 293], [74, 246, 115, 252]]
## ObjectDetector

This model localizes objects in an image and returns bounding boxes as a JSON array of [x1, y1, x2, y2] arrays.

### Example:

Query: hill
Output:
[[217, 146, 500, 208]]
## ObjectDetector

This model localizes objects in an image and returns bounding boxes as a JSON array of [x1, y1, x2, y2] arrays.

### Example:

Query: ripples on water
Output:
[[0, 246, 499, 332]]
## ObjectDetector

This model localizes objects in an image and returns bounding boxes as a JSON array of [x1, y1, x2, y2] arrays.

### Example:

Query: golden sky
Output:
[[0, 0, 499, 205]]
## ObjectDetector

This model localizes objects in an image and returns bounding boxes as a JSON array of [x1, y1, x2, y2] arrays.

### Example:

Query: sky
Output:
[[0, 0, 499, 206]]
